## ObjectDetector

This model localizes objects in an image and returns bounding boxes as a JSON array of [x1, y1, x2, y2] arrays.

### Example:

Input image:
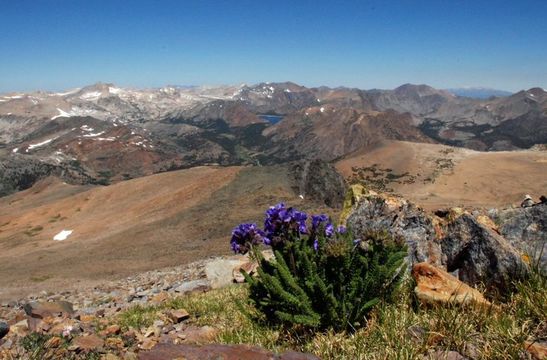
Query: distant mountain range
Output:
[[445, 87, 513, 99], [1, 82, 545, 196]]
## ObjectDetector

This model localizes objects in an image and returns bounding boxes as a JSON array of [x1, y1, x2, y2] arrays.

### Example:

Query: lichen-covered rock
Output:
[[346, 192, 531, 293], [441, 213, 528, 291], [490, 203, 546, 271], [346, 193, 443, 266], [339, 184, 368, 226]]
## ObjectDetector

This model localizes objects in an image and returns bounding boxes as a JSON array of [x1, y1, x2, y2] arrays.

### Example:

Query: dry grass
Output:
[[115, 269, 546, 359]]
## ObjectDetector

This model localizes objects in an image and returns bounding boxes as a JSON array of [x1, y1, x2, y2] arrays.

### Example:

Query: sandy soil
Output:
[[336, 141, 547, 211]]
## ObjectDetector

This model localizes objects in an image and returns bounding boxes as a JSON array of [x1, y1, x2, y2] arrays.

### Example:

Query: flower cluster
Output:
[[230, 223, 267, 254], [264, 203, 308, 239], [230, 203, 347, 254], [311, 214, 332, 235]]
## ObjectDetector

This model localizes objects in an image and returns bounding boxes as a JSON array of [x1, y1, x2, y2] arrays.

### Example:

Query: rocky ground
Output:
[[0, 252, 313, 359]]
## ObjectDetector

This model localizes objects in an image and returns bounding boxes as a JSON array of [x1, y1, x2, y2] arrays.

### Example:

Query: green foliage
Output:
[[244, 229, 407, 331], [20, 333, 53, 357], [117, 304, 158, 330]]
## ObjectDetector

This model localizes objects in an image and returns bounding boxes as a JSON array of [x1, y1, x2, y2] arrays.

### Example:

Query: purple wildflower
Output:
[[230, 223, 267, 254], [325, 223, 334, 237], [312, 214, 328, 230], [337, 225, 347, 234], [264, 203, 308, 238], [312, 214, 335, 237]]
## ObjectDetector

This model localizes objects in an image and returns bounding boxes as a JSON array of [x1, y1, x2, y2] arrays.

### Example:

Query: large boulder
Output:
[[290, 159, 347, 208], [489, 203, 546, 271], [346, 192, 530, 293], [441, 213, 528, 291], [346, 193, 443, 266]]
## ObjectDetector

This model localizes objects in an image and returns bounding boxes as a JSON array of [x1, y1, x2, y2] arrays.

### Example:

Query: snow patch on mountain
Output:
[[53, 88, 81, 97], [52, 108, 72, 120], [82, 131, 105, 138], [108, 86, 123, 95], [27, 138, 54, 151], [80, 91, 102, 101], [54, 230, 73, 241]]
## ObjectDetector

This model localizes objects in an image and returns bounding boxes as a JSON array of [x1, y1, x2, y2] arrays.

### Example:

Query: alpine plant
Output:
[[229, 203, 407, 331]]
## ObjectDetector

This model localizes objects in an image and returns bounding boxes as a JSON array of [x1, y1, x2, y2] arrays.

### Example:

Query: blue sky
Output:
[[1, 0, 546, 92]]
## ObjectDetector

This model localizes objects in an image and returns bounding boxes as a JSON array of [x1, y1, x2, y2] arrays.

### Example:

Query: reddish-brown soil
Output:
[[0, 165, 332, 301]]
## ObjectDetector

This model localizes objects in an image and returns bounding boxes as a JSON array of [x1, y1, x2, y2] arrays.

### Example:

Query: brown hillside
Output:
[[336, 141, 547, 210], [0, 165, 337, 301]]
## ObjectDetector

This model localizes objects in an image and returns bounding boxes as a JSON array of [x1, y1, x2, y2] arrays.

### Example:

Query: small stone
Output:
[[9, 319, 29, 337], [180, 326, 219, 344], [0, 322, 9, 340], [49, 319, 80, 336], [173, 279, 211, 294], [153, 320, 165, 327], [205, 258, 247, 289], [101, 324, 121, 336], [105, 337, 125, 350], [524, 341, 547, 360], [140, 338, 157, 350], [168, 309, 190, 323], [72, 334, 105, 351], [233, 261, 259, 283], [79, 315, 96, 323], [143, 328, 155, 338], [0, 339, 13, 350], [136, 291, 150, 298]]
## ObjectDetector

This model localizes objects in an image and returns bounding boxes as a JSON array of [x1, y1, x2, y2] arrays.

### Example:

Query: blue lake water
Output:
[[258, 115, 284, 124]]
